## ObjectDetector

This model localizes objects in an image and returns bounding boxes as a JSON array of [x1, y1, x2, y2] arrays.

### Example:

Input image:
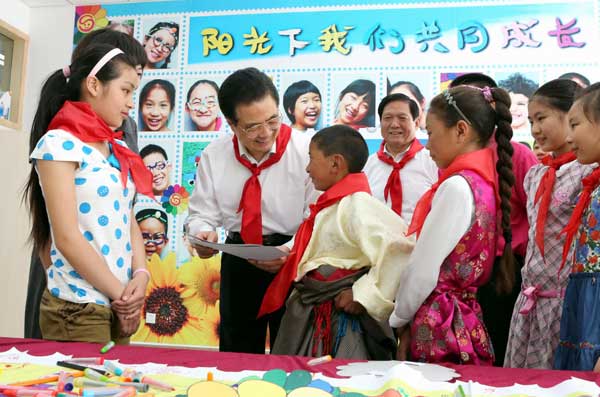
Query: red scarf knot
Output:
[[407, 148, 497, 238], [232, 124, 292, 244], [558, 166, 600, 274], [47, 101, 153, 199], [376, 139, 424, 216], [533, 152, 576, 261]]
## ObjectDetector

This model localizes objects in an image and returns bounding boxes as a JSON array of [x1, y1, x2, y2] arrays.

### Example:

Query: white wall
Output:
[[0, 1, 73, 337]]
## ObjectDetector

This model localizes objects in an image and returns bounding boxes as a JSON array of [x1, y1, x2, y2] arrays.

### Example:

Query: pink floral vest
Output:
[[411, 170, 497, 365]]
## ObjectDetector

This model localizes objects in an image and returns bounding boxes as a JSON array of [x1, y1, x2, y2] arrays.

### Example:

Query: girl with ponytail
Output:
[[390, 85, 515, 365], [24, 43, 153, 343]]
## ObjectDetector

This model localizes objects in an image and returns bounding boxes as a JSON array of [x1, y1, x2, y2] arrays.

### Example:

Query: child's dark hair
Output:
[[145, 21, 179, 69], [140, 144, 168, 161], [135, 208, 169, 229], [338, 79, 376, 127], [378, 93, 420, 120], [218, 67, 279, 123], [559, 72, 590, 88], [138, 79, 176, 117], [24, 43, 139, 252], [73, 28, 147, 69], [311, 125, 368, 173], [283, 80, 321, 123], [576, 82, 600, 124], [531, 78, 583, 113], [186, 79, 219, 103], [429, 86, 516, 295], [387, 79, 425, 106], [498, 73, 538, 99], [449, 73, 498, 89]]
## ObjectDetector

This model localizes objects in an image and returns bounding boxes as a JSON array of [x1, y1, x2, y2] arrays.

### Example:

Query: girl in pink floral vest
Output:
[[390, 85, 515, 365]]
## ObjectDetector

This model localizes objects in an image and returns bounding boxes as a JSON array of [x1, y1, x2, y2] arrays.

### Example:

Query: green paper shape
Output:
[[283, 369, 312, 390], [262, 369, 287, 387]]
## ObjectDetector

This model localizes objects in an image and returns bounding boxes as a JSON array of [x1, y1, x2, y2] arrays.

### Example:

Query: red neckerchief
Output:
[[47, 101, 153, 198], [534, 152, 577, 259], [407, 148, 496, 237], [232, 124, 292, 244], [559, 166, 600, 273], [258, 172, 372, 318], [376, 139, 424, 216]]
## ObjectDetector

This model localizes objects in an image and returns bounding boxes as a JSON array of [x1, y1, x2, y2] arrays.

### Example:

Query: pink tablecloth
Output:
[[1, 337, 599, 387]]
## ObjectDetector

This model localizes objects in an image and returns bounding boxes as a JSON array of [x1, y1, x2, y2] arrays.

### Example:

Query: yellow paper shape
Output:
[[237, 379, 286, 397], [187, 381, 238, 397]]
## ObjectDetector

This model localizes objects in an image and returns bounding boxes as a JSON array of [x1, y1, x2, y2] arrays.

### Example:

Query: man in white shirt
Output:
[[185, 67, 318, 353], [363, 94, 438, 224]]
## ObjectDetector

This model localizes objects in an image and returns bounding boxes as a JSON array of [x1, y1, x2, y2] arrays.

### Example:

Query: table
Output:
[[0, 337, 598, 388]]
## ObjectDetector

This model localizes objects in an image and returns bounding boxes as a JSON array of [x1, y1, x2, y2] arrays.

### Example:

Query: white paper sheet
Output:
[[187, 235, 287, 261]]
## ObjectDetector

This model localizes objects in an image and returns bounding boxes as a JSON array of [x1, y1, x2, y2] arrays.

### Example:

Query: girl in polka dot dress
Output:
[[24, 43, 154, 343]]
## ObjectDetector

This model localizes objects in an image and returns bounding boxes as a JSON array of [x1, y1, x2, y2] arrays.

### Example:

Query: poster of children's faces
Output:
[[73, 0, 600, 347]]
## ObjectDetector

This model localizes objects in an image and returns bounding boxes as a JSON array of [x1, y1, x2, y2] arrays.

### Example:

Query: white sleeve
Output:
[[185, 148, 223, 235], [389, 175, 474, 328]]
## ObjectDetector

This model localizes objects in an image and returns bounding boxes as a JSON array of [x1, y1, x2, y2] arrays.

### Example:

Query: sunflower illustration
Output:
[[197, 301, 221, 346], [179, 255, 221, 307], [132, 252, 207, 345], [161, 184, 190, 215]]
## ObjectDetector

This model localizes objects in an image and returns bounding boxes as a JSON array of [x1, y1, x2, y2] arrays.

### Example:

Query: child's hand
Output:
[[395, 325, 411, 361], [334, 289, 366, 315], [116, 311, 140, 337], [112, 275, 147, 318], [594, 356, 600, 372]]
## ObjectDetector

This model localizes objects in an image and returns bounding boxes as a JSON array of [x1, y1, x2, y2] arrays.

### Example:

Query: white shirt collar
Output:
[[383, 142, 413, 162], [238, 140, 278, 165]]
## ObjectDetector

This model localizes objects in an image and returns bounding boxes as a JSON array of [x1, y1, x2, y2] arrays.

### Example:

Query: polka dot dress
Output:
[[30, 129, 136, 306]]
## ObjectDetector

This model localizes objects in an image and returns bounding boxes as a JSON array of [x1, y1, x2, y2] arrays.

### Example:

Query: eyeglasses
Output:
[[146, 160, 168, 172], [187, 97, 218, 112], [151, 35, 175, 53], [238, 113, 282, 138], [142, 232, 166, 245]]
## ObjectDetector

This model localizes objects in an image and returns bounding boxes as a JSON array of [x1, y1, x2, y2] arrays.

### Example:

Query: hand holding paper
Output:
[[187, 234, 290, 261], [189, 231, 219, 258]]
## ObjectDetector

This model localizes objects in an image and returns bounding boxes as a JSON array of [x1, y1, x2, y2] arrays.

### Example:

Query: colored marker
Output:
[[457, 384, 466, 397], [80, 388, 124, 397], [68, 358, 104, 365], [307, 355, 332, 366], [83, 369, 110, 383], [57, 363, 109, 377], [206, 372, 213, 381], [111, 388, 135, 397], [100, 341, 115, 354], [9, 372, 84, 387], [103, 362, 123, 377], [73, 379, 109, 389], [140, 377, 174, 392]]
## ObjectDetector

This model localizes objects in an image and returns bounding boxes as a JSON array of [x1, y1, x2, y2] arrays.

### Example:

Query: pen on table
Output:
[[67, 359, 104, 366], [9, 372, 84, 387], [57, 362, 109, 377], [139, 377, 174, 392], [100, 341, 115, 354], [307, 355, 332, 366], [206, 372, 213, 381], [80, 388, 125, 397], [457, 384, 466, 397]]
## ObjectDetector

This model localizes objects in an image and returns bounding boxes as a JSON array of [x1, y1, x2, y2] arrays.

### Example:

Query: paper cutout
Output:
[[336, 361, 460, 382]]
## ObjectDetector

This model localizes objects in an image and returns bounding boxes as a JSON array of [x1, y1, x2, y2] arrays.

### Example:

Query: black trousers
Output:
[[24, 251, 45, 339], [219, 232, 291, 354], [477, 254, 524, 366]]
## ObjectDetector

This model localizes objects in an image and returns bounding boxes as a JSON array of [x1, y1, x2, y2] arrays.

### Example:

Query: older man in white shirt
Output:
[[185, 67, 318, 354], [364, 94, 438, 224]]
